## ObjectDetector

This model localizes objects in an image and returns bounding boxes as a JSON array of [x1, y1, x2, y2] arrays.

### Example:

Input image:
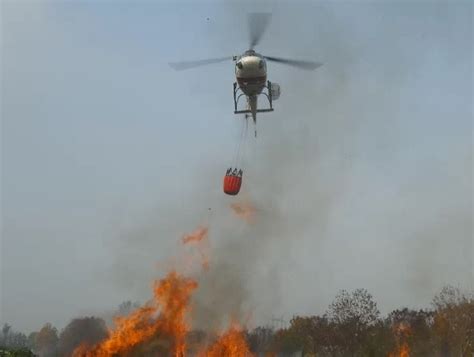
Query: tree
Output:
[[27, 332, 38, 352], [247, 326, 274, 354], [386, 308, 434, 355], [327, 289, 380, 356], [57, 317, 108, 357], [116, 301, 141, 317], [284, 315, 338, 355], [35, 323, 58, 357], [0, 324, 29, 351], [363, 320, 393, 357], [8, 332, 29, 350], [432, 285, 474, 356], [270, 327, 304, 355], [1, 324, 12, 346]]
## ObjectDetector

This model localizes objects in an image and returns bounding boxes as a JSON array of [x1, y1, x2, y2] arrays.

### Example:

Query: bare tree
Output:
[[116, 300, 141, 317], [327, 289, 380, 356], [432, 285, 474, 356]]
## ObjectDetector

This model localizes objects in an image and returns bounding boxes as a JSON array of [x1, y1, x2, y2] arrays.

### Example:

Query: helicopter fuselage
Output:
[[235, 50, 267, 97]]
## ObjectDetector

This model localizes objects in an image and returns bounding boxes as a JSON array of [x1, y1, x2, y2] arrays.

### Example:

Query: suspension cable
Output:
[[232, 116, 248, 168]]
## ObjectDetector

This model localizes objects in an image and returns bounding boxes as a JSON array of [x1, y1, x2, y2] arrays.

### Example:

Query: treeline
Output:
[[0, 301, 138, 357], [247, 286, 474, 356], [1, 286, 472, 356]]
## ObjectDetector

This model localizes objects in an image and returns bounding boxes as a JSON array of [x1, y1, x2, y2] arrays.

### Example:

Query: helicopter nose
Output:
[[242, 56, 263, 70]]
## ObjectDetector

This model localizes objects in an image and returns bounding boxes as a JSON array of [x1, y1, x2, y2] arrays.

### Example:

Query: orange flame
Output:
[[388, 322, 411, 357], [73, 225, 254, 357], [182, 226, 210, 271], [182, 226, 208, 244], [388, 343, 410, 357], [73, 271, 197, 357], [230, 201, 256, 224], [200, 323, 254, 357]]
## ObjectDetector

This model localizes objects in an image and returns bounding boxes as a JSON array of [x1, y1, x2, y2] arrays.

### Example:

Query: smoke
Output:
[[0, 0, 470, 338], [230, 201, 256, 224], [57, 317, 108, 357], [104, 1, 473, 330]]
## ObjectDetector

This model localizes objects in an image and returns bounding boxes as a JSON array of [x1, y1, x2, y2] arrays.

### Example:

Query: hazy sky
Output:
[[1, 1, 472, 333]]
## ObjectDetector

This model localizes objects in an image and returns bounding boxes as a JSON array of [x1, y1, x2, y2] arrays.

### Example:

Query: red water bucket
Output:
[[223, 174, 242, 195]]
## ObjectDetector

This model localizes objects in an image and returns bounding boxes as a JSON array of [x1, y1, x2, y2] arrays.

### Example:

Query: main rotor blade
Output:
[[265, 56, 323, 70], [248, 13, 271, 50], [169, 56, 232, 71]]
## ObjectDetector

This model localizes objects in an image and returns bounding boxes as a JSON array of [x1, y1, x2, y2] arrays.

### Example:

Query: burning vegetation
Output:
[[3, 209, 473, 356], [387, 322, 411, 357], [72, 271, 197, 357], [198, 323, 253, 357], [70, 226, 253, 357], [3, 285, 474, 357]]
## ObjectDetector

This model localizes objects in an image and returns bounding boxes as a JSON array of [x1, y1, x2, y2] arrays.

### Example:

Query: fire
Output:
[[398, 343, 410, 357], [73, 226, 253, 356], [182, 226, 208, 244], [73, 271, 197, 357], [388, 343, 410, 357], [154, 271, 198, 356], [388, 322, 411, 357], [200, 323, 254, 357], [182, 226, 210, 271], [230, 201, 256, 224]]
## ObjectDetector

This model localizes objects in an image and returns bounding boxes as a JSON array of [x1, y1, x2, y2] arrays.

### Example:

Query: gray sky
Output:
[[1, 0, 472, 333]]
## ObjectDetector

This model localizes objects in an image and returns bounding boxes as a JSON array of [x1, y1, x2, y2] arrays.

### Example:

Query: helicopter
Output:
[[169, 13, 322, 135]]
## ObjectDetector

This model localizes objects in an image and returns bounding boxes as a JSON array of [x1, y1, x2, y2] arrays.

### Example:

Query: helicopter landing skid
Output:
[[233, 81, 275, 115]]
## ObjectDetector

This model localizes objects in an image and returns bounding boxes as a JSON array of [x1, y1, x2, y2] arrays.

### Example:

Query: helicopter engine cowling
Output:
[[270, 82, 281, 100]]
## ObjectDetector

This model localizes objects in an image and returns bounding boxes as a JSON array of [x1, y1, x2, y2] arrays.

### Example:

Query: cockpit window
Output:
[[258, 59, 265, 69], [236, 61, 243, 69]]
